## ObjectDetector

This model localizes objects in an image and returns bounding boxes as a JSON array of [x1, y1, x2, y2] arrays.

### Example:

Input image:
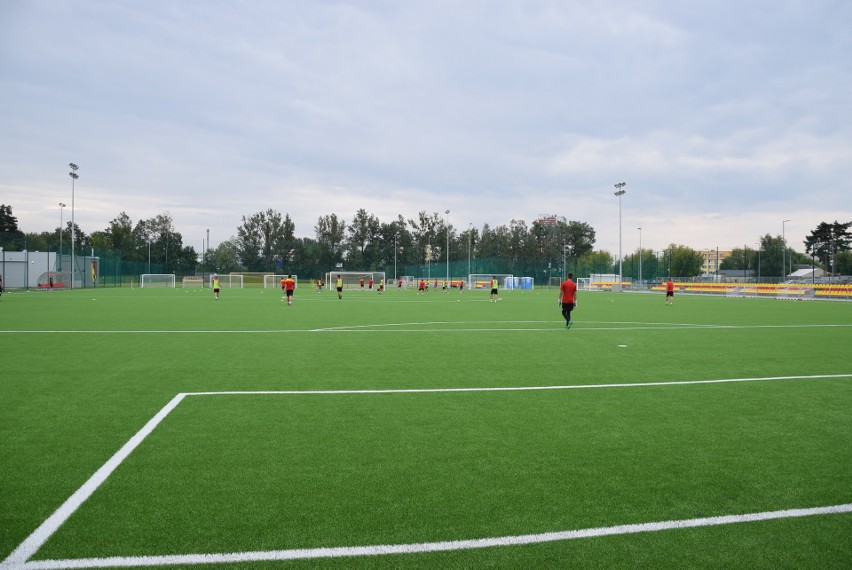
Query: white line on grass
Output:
[[15, 504, 852, 569], [186, 374, 852, 397], [3, 374, 851, 570], [0, 394, 187, 570]]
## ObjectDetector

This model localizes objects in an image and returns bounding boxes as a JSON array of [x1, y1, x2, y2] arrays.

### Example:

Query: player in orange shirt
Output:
[[559, 272, 578, 329], [282, 275, 296, 305], [666, 278, 675, 305]]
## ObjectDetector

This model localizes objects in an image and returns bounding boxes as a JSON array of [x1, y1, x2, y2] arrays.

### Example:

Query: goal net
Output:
[[264, 274, 298, 288], [325, 271, 386, 290], [140, 274, 176, 288], [468, 274, 513, 290], [210, 274, 244, 288], [181, 276, 204, 288]]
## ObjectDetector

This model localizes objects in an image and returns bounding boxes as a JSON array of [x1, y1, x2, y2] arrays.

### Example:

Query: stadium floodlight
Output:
[[614, 182, 626, 289], [782, 219, 791, 280], [68, 163, 79, 290]]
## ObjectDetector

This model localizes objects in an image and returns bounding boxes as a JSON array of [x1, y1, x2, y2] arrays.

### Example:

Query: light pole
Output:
[[58, 203, 66, 272], [445, 210, 450, 289], [782, 219, 791, 280], [614, 182, 626, 288], [148, 240, 151, 274], [637, 227, 642, 289], [68, 163, 79, 289]]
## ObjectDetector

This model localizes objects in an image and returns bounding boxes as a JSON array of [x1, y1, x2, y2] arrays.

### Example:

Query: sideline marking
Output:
[[3, 374, 851, 569], [16, 504, 852, 569]]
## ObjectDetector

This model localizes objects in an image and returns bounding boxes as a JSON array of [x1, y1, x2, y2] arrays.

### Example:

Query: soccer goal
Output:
[[140, 274, 176, 288], [468, 274, 513, 290], [263, 274, 298, 288], [181, 276, 204, 288], [325, 271, 386, 290], [210, 274, 244, 288]]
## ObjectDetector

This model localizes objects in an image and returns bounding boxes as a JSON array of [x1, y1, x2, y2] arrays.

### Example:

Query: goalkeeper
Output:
[[559, 272, 578, 329]]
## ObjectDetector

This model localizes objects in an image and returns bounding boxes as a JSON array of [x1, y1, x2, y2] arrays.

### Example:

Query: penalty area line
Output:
[[16, 504, 852, 569]]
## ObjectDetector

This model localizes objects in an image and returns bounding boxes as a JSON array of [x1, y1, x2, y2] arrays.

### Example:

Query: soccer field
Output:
[[1, 286, 851, 569]]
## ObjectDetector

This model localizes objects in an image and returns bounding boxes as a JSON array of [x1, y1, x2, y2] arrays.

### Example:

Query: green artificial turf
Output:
[[1, 286, 850, 568]]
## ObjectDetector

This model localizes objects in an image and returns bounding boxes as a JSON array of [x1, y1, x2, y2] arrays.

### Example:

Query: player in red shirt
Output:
[[281, 275, 296, 305], [369, 278, 374, 290], [666, 278, 675, 305], [559, 272, 578, 329], [418, 279, 426, 295], [359, 278, 365, 290]]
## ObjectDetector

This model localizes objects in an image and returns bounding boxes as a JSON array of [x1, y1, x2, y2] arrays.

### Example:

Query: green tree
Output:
[[134, 213, 189, 274], [0, 205, 25, 250], [345, 209, 382, 269], [804, 221, 851, 275], [315, 214, 346, 271], [235, 209, 294, 272], [667, 244, 702, 278]]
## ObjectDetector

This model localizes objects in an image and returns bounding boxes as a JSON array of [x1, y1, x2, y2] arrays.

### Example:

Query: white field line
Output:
[[16, 504, 852, 569], [186, 374, 852, 397], [2, 323, 852, 334], [3, 374, 851, 570], [0, 395, 187, 570]]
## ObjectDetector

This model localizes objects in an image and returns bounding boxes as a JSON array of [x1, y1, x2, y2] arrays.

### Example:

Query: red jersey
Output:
[[285, 278, 296, 291], [666, 280, 675, 293], [560, 279, 577, 304]]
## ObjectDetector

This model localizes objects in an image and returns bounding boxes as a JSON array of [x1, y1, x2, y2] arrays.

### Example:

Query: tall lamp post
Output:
[[58, 203, 66, 272], [68, 163, 79, 289], [782, 219, 791, 280], [613, 182, 626, 288], [637, 227, 642, 289]]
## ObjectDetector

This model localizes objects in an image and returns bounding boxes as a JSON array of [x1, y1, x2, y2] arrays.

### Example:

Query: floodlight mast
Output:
[[614, 183, 626, 288], [68, 163, 79, 289]]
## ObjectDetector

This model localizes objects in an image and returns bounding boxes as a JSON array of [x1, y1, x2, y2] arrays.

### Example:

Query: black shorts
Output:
[[213, 288, 220, 293], [491, 288, 498, 295], [562, 302, 575, 310], [666, 291, 674, 297], [337, 287, 343, 293], [286, 289, 294, 297]]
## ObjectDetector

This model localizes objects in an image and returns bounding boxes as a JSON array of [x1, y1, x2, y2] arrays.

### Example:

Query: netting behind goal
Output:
[[325, 271, 386, 289], [264, 274, 298, 288], [140, 274, 176, 288], [210, 274, 244, 288], [468, 274, 513, 290]]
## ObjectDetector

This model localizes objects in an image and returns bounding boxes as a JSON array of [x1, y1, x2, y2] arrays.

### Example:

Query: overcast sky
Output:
[[2, 0, 850, 256]]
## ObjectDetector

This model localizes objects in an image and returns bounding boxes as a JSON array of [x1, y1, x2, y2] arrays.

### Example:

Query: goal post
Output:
[[140, 274, 176, 288], [264, 274, 298, 288], [468, 274, 513, 290], [210, 274, 244, 289], [325, 271, 386, 290]]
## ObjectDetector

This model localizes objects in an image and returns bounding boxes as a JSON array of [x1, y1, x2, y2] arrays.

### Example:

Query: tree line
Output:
[[1, 204, 849, 279]]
